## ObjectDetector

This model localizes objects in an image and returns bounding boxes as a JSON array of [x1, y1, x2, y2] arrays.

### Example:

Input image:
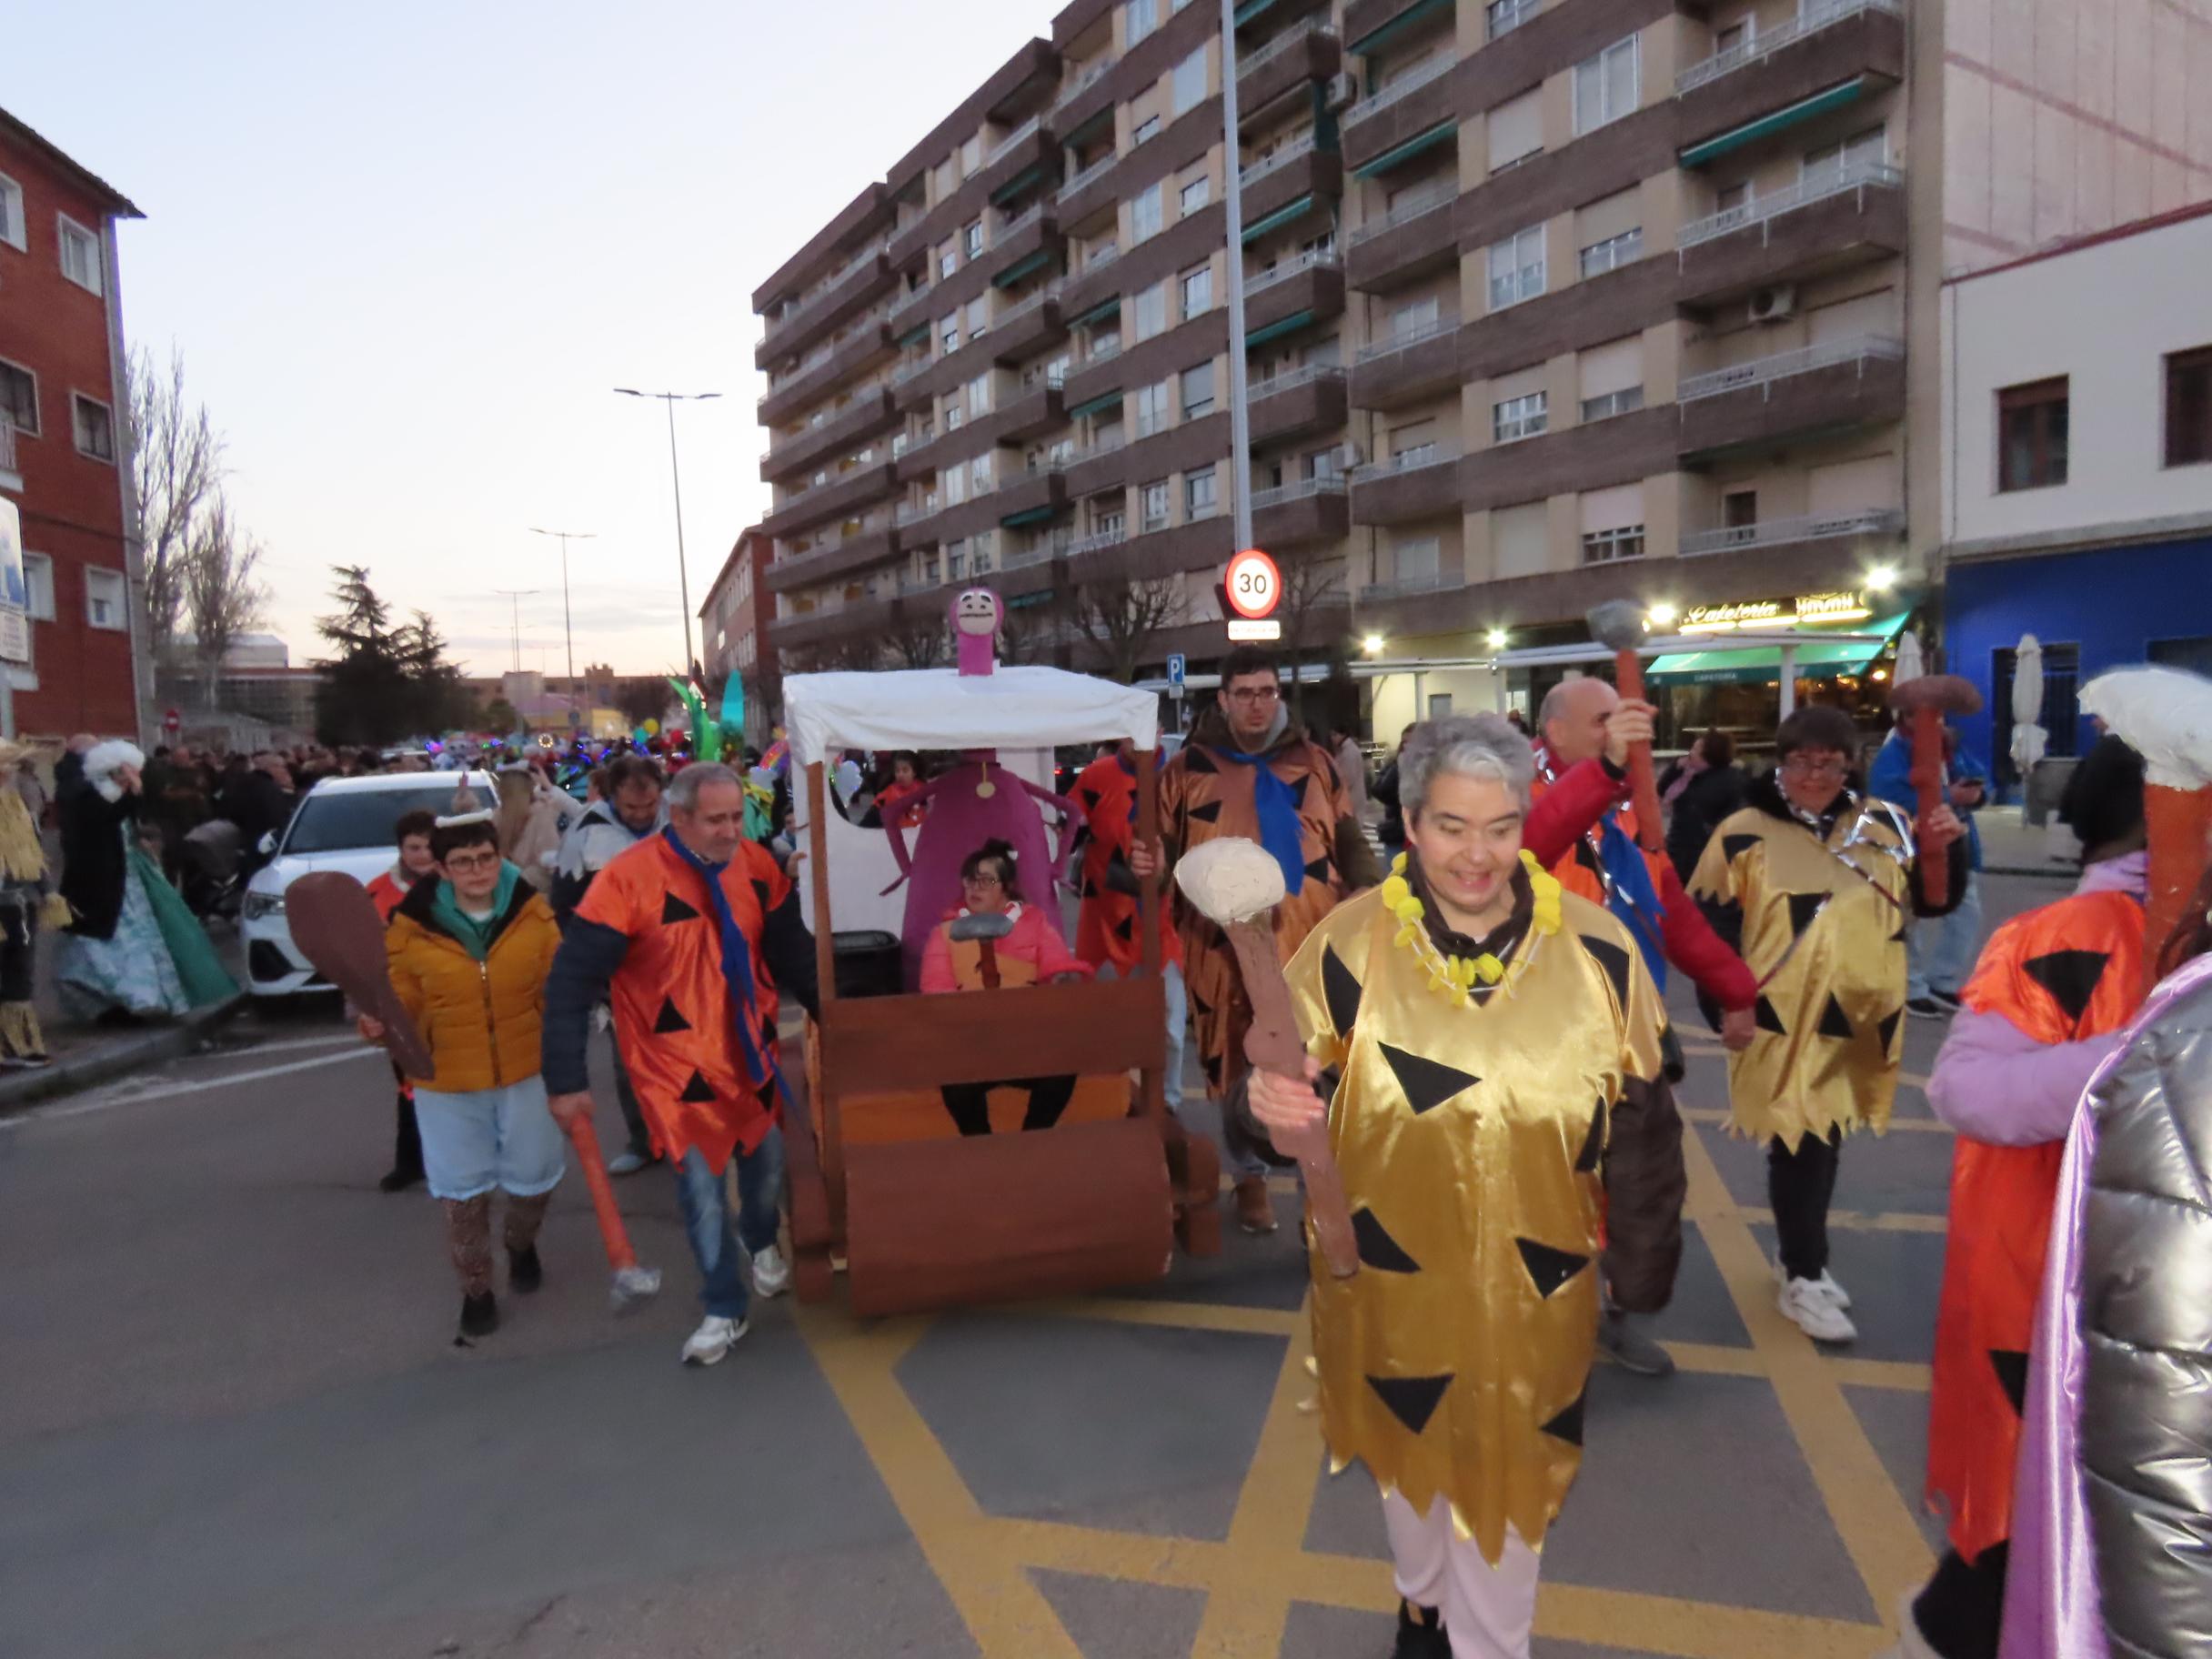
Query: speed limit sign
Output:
[[1224, 548, 1281, 620]]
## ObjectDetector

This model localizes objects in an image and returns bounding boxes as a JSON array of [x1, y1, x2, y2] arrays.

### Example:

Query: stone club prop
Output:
[[948, 910, 1015, 989], [1886, 672, 1983, 910], [563, 1115, 663, 1312], [1584, 599, 1666, 857], [283, 871, 436, 1078], [2080, 665, 2212, 990]]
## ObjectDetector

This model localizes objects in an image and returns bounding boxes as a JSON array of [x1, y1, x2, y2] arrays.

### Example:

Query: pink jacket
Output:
[[920, 903, 1093, 993]]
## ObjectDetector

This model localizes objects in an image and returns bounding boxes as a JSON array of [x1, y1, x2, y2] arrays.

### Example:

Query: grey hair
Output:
[[1401, 715, 1535, 821], [668, 761, 742, 812]]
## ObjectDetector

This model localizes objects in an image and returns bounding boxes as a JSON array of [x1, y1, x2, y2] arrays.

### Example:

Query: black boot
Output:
[[459, 1291, 498, 1337], [507, 1245, 543, 1293], [1393, 1600, 1449, 1658]]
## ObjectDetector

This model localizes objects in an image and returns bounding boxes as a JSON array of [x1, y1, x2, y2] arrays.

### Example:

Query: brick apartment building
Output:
[[751, 0, 2212, 729], [699, 526, 778, 743], [0, 107, 146, 739]]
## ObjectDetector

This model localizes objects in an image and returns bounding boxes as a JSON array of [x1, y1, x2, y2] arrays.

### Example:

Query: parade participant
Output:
[[1244, 714, 1682, 1659], [541, 762, 820, 1369], [874, 753, 927, 830], [1071, 739, 1187, 1120], [1871, 713, 1988, 1015], [1689, 705, 1966, 1343], [1331, 723, 1370, 819], [1533, 678, 1757, 1375], [920, 838, 1092, 1134], [0, 737, 65, 1068], [364, 790, 565, 1340], [1659, 729, 1746, 883], [494, 767, 566, 890], [56, 742, 195, 1022], [1884, 735, 2149, 1658], [1372, 725, 1415, 870], [365, 809, 438, 1192]]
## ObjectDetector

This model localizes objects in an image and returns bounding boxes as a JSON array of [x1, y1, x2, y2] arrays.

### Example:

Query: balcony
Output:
[[1243, 250, 1344, 340], [1250, 362, 1348, 445], [759, 317, 895, 426], [760, 462, 900, 541], [1063, 431, 1132, 498], [756, 244, 893, 369], [999, 373, 1067, 440], [1340, 54, 1458, 176], [761, 387, 900, 485], [1350, 315, 1460, 408], [1346, 179, 1456, 291], [888, 280, 939, 335], [1677, 0, 1906, 156], [763, 527, 903, 596], [988, 204, 1064, 288], [1064, 525, 1131, 560], [1675, 161, 1907, 304], [1349, 446, 1461, 524], [1679, 335, 1905, 457], [1239, 19, 1342, 117], [1679, 506, 1904, 558], [1345, 0, 1447, 54], [768, 592, 900, 652], [989, 287, 1068, 363], [1053, 54, 1121, 136], [893, 424, 945, 485], [886, 212, 932, 268], [1241, 135, 1343, 229], [1252, 473, 1351, 547], [980, 114, 1057, 204], [1360, 568, 1459, 601], [1057, 151, 1121, 225], [990, 466, 1069, 529]]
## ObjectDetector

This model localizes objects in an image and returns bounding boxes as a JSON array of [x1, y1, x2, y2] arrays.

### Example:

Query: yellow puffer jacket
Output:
[[386, 878, 561, 1092]]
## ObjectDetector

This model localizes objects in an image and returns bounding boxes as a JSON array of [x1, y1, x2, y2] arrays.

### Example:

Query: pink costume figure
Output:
[[952, 586, 1003, 677]]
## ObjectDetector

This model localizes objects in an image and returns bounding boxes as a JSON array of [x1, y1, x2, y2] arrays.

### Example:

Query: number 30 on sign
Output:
[[1225, 548, 1282, 639]]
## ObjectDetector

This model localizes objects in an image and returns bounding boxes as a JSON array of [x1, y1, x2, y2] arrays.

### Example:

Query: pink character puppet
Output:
[[951, 586, 1004, 677]]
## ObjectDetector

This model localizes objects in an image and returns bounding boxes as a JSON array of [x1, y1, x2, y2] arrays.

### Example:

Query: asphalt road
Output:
[[0, 872, 2064, 1659]]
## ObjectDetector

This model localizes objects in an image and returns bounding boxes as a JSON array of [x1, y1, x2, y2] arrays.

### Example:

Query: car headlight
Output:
[[242, 890, 287, 921]]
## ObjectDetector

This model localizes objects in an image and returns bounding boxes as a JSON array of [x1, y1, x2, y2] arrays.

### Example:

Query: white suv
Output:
[[242, 771, 494, 997]]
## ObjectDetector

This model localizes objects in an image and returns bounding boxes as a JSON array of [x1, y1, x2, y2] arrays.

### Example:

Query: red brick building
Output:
[[699, 526, 777, 743], [0, 107, 146, 739]]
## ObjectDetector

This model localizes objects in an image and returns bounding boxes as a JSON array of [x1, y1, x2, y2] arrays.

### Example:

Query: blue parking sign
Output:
[[1167, 652, 1186, 690]]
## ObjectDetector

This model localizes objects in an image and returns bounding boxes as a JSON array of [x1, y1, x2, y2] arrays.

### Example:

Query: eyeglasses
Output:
[[961, 873, 1005, 890], [1780, 755, 1847, 779], [1226, 686, 1280, 705], [444, 851, 501, 873]]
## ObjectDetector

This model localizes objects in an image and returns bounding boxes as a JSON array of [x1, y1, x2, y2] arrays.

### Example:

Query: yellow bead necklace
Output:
[[1380, 849, 1565, 1008]]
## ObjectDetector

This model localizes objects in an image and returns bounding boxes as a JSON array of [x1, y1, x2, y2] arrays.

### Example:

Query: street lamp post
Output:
[[528, 527, 595, 716], [614, 387, 721, 679], [1219, 0, 1253, 557]]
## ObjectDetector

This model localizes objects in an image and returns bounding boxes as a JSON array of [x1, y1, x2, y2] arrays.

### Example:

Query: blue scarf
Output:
[[659, 827, 771, 1090], [1594, 814, 1668, 992], [1215, 746, 1308, 898]]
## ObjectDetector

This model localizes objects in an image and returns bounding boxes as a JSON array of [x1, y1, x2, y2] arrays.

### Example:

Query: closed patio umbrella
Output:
[[2011, 632, 2048, 777]]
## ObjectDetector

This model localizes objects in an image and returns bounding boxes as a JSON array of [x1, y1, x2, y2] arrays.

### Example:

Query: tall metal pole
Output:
[[528, 528, 595, 711], [492, 589, 537, 673], [663, 397, 696, 679], [1219, 0, 1253, 556]]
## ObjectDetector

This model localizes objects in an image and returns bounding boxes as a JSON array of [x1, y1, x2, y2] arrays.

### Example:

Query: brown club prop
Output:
[[1887, 673, 1983, 910], [1584, 600, 1666, 857]]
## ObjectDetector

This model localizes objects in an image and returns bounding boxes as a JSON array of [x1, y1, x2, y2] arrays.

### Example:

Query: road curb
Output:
[[1984, 862, 2075, 880], [0, 994, 252, 1115]]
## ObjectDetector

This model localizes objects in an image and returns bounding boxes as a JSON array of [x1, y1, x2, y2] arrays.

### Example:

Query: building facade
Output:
[[699, 526, 778, 741], [0, 108, 146, 739]]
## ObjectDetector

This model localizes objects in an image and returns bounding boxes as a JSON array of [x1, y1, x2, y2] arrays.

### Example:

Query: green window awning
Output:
[[1645, 610, 1910, 687], [1242, 193, 1315, 243], [1245, 308, 1314, 348], [1234, 0, 1280, 24], [1066, 388, 1124, 420], [991, 248, 1055, 287], [1067, 294, 1121, 327], [1000, 504, 1057, 528], [1678, 78, 1869, 168], [1347, 0, 1452, 56], [1061, 106, 1113, 146], [989, 163, 1044, 205], [1351, 119, 1457, 179], [896, 321, 930, 347]]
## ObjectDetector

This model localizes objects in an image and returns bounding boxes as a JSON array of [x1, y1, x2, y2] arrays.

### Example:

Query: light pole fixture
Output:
[[529, 527, 595, 713], [615, 387, 723, 678], [491, 588, 539, 675]]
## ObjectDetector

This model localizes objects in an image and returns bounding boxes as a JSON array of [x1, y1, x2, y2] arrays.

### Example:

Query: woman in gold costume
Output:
[[1248, 714, 1684, 1659], [1687, 704, 1964, 1345]]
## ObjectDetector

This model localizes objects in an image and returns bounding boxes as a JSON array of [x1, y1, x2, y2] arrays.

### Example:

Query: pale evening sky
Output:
[[12, 0, 1049, 678]]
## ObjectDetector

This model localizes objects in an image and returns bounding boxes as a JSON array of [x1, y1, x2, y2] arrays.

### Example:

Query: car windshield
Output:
[[280, 784, 478, 856]]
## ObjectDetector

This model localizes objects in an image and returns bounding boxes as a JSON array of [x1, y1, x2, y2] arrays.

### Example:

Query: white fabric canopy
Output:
[[784, 666, 1160, 765]]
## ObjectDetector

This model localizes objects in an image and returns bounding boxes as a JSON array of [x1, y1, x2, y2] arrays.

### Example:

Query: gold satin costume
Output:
[[1283, 884, 1669, 1564], [1687, 799, 1913, 1150]]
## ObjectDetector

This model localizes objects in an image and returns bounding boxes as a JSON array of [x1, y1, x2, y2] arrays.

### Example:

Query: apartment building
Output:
[[699, 527, 779, 742]]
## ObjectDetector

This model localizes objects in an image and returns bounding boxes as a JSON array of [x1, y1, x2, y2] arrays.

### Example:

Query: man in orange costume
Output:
[[542, 762, 819, 1369], [1071, 739, 1187, 1124]]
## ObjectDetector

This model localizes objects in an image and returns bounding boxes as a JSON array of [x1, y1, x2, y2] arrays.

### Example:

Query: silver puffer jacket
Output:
[[2079, 972, 2212, 1658]]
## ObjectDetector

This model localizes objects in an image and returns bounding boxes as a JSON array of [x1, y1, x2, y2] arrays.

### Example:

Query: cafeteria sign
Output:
[[1679, 589, 1871, 634]]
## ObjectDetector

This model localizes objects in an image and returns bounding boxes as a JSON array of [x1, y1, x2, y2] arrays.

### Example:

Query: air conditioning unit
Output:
[[1747, 284, 1798, 324], [1324, 73, 1360, 111]]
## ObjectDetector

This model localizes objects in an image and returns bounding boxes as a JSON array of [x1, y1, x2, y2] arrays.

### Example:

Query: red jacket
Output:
[[921, 904, 1093, 993]]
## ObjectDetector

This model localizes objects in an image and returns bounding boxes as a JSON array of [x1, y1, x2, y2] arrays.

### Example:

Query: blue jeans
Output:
[[1908, 871, 1984, 1000], [673, 1125, 786, 1320]]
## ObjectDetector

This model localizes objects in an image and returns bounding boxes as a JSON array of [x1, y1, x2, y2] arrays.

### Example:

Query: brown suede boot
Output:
[[1232, 1176, 1278, 1234]]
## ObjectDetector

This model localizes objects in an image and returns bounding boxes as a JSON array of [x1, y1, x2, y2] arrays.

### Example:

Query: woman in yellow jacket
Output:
[[360, 807, 564, 1339]]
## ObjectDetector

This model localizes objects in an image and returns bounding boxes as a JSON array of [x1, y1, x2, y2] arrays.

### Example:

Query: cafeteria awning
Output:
[[1644, 610, 1910, 686]]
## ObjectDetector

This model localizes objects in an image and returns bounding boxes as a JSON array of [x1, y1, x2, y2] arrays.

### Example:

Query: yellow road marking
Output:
[[1026, 1296, 1303, 1339]]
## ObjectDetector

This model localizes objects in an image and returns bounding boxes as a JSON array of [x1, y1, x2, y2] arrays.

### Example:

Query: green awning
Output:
[[1000, 505, 1057, 528], [989, 163, 1043, 205], [1347, 0, 1452, 55], [1242, 193, 1315, 243], [1234, 0, 1280, 24], [896, 321, 930, 347], [1060, 106, 1113, 146], [1245, 308, 1314, 348], [991, 248, 1055, 287], [1351, 119, 1457, 179], [1066, 388, 1124, 419], [1679, 78, 1869, 168], [1645, 610, 1909, 686], [1066, 294, 1121, 327]]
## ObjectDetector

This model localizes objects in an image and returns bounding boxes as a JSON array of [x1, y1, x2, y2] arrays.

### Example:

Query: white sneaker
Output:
[[680, 1314, 748, 1367], [1775, 1260, 1852, 1310], [1777, 1275, 1857, 1342], [751, 1244, 791, 1299]]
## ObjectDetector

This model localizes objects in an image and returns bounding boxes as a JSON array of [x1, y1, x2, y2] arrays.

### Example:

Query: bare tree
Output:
[[126, 346, 225, 659], [888, 615, 948, 669], [178, 490, 270, 702], [1272, 543, 1351, 728], [1061, 566, 1183, 683]]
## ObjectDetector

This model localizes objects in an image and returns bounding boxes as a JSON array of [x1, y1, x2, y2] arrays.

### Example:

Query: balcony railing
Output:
[[1244, 247, 1338, 296], [1250, 362, 1348, 399], [1065, 525, 1129, 558], [1055, 55, 1119, 109], [1355, 315, 1456, 361], [1354, 445, 1460, 479], [1086, 336, 1123, 365], [890, 357, 933, 386], [1677, 0, 1903, 93], [1677, 334, 1904, 401], [1360, 568, 1456, 600], [1060, 154, 1118, 200], [1241, 18, 1333, 75], [1677, 159, 1904, 247], [1350, 181, 1455, 245], [1680, 506, 1904, 557], [1252, 474, 1350, 509], [987, 115, 1043, 167], [1343, 53, 1454, 126], [1081, 241, 1121, 273], [996, 203, 1045, 242], [889, 283, 937, 327], [995, 283, 1062, 328], [894, 496, 941, 527], [765, 241, 886, 338], [1241, 132, 1317, 186], [1062, 431, 1128, 468]]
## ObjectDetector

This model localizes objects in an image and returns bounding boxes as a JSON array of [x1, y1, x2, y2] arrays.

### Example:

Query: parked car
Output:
[[241, 771, 493, 997]]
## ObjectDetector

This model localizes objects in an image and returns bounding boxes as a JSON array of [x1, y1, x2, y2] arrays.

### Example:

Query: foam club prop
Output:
[[564, 1114, 664, 1312], [1584, 599, 1666, 856], [1886, 671, 1984, 910], [1173, 839, 1360, 1279], [284, 872, 437, 1078], [2080, 665, 2212, 990], [948, 910, 1015, 989]]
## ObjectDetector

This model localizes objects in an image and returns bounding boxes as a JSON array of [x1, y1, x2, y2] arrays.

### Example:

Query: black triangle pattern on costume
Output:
[[1989, 1348, 2030, 1414], [1574, 1099, 1607, 1173], [1574, 840, 1604, 878], [679, 1070, 717, 1103], [653, 997, 691, 1035], [1302, 856, 1330, 886], [661, 891, 701, 924], [2024, 950, 2111, 1027], [1188, 800, 1224, 823], [1352, 1208, 1422, 1273], [1182, 746, 1217, 774], [1379, 1042, 1481, 1117], [1581, 935, 1632, 1008], [1114, 913, 1134, 942], [1540, 1387, 1587, 1447], [1078, 786, 1101, 811], [1877, 1008, 1903, 1055], [1891, 921, 1911, 944], [1515, 1237, 1591, 1299], [1322, 943, 1362, 1039], [1817, 993, 1855, 1040], [1722, 832, 1761, 862], [751, 878, 772, 910], [1366, 1372, 1453, 1435], [1081, 876, 1099, 900], [1787, 892, 1828, 938], [1755, 995, 1788, 1034], [1202, 1051, 1223, 1087]]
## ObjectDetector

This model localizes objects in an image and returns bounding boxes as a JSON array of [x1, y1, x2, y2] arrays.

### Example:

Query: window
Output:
[[1134, 380, 1171, 437], [1581, 525, 1644, 563], [966, 295, 989, 337], [961, 134, 984, 176], [1391, 420, 1438, 466], [1486, 226, 1545, 311], [1582, 386, 1643, 420], [964, 220, 983, 258], [1486, 0, 1537, 39], [1142, 479, 1171, 529], [1493, 391, 1548, 443], [1180, 169, 1212, 215], [1130, 280, 1169, 342], [1134, 114, 1161, 146], [0, 360, 35, 434], [970, 453, 993, 493], [22, 551, 55, 621], [966, 372, 992, 416], [1723, 489, 1758, 530], [1714, 15, 1753, 55], [1998, 377, 2069, 491], [1804, 126, 1886, 183], [947, 538, 970, 580], [1392, 537, 1441, 584], [2164, 346, 2212, 467], [57, 216, 102, 295], [1394, 294, 1441, 336], [1580, 483, 1644, 563], [72, 394, 115, 462], [1186, 470, 1219, 518], [1579, 227, 1643, 277], [1131, 182, 1163, 243], [1493, 502, 1548, 578], [0, 174, 22, 252], [1487, 89, 1543, 174], [1573, 37, 1639, 136], [940, 248, 959, 280], [1125, 0, 1158, 45], [945, 403, 964, 431], [1181, 361, 1215, 418], [85, 567, 127, 630], [1181, 263, 1212, 318], [940, 313, 960, 353], [1577, 336, 1643, 421], [1306, 446, 1343, 480], [1714, 180, 1753, 216], [1172, 47, 1207, 117], [944, 466, 968, 506]]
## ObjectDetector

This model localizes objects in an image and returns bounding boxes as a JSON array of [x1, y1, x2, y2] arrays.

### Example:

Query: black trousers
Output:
[[1911, 1543, 2007, 1659], [1767, 1125, 1843, 1281], [940, 1075, 1078, 1137], [0, 899, 35, 1004], [389, 1061, 423, 1179]]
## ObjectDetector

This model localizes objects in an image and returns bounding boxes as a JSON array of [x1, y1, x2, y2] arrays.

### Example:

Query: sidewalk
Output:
[[1976, 802, 2081, 878]]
